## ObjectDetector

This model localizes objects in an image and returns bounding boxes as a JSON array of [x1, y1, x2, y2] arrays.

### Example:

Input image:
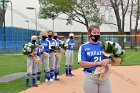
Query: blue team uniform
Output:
[[55, 38, 61, 44], [55, 38, 61, 50], [26, 42, 40, 87], [65, 38, 75, 76], [78, 42, 107, 72], [47, 38, 57, 79], [47, 38, 57, 51], [54, 38, 62, 80], [40, 39, 50, 53], [66, 39, 75, 50], [32, 42, 41, 56], [36, 39, 51, 82]]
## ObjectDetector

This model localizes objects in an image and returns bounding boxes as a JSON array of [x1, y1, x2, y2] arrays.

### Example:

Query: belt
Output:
[[67, 49, 73, 51], [84, 70, 94, 73], [48, 50, 55, 53]]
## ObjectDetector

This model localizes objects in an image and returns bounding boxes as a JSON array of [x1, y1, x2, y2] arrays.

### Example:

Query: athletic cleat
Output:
[[45, 79, 49, 83], [26, 84, 31, 87], [50, 78, 54, 82], [36, 81, 40, 85], [32, 84, 38, 87], [56, 75, 60, 80], [56, 75, 60, 79], [55, 78, 59, 81], [65, 74, 70, 77], [69, 73, 75, 77], [55, 75, 60, 81], [45, 79, 51, 84], [53, 76, 55, 79]]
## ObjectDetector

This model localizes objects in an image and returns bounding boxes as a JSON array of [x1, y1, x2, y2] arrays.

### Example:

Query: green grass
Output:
[[0, 54, 26, 77], [0, 51, 79, 93], [0, 49, 140, 93], [121, 49, 140, 66]]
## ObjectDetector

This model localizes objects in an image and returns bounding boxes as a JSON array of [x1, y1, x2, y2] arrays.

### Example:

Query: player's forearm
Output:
[[79, 61, 101, 68]]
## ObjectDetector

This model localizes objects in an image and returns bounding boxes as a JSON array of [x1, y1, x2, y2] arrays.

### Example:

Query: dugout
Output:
[[57, 30, 140, 49]]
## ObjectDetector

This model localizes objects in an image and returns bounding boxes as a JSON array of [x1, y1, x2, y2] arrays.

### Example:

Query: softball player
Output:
[[47, 30, 57, 82], [25, 35, 40, 87], [78, 25, 112, 93], [65, 33, 75, 76], [53, 32, 62, 80], [36, 31, 51, 84]]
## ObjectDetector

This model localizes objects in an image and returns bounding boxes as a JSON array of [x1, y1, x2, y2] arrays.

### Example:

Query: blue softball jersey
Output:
[[78, 42, 106, 71], [55, 38, 61, 44], [31, 42, 41, 56], [55, 38, 61, 50], [40, 39, 50, 53], [47, 38, 57, 45], [47, 38, 58, 51], [66, 39, 75, 50]]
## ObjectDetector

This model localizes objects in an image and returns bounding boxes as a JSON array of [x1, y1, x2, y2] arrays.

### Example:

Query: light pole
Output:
[[7, 0, 13, 27], [53, 18, 54, 31], [1, 0, 13, 27], [0, 0, 13, 27], [26, 7, 37, 35], [26, 20, 29, 31], [1, 0, 13, 48], [2, 0, 6, 48], [25, 20, 29, 41], [52, 15, 55, 31]]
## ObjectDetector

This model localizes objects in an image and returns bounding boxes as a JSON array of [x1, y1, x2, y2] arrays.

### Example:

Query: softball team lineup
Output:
[[24, 30, 75, 87], [23, 25, 124, 93]]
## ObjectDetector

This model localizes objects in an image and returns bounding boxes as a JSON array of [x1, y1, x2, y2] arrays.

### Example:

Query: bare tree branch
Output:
[[104, 22, 118, 26]]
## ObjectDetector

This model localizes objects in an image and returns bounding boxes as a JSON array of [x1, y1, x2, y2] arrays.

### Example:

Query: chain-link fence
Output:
[[82, 34, 140, 49], [0, 27, 40, 53], [1, 29, 140, 53]]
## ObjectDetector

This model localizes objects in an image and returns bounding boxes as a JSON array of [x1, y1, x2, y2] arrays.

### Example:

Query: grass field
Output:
[[0, 49, 140, 93]]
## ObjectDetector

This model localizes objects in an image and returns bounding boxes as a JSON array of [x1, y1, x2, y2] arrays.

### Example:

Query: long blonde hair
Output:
[[40, 31, 48, 37]]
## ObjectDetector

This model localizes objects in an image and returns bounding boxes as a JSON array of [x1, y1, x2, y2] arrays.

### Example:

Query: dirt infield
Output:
[[20, 66, 140, 93]]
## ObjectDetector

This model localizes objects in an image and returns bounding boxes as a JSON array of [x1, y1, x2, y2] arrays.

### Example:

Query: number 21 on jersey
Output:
[[94, 56, 102, 62]]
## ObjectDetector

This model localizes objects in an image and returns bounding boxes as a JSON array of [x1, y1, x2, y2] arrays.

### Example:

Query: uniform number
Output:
[[94, 56, 101, 62]]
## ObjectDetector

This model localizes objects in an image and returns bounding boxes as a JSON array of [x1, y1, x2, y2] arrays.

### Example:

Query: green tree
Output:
[[39, 0, 102, 30], [97, 0, 130, 48]]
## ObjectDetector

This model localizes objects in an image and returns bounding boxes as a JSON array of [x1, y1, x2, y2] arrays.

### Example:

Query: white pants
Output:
[[83, 71, 112, 93], [27, 56, 37, 74], [65, 50, 74, 66], [49, 52, 55, 69], [55, 51, 62, 69], [37, 54, 50, 72]]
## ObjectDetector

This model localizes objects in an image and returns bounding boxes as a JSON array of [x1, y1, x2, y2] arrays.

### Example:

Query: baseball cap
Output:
[[69, 33, 74, 37]]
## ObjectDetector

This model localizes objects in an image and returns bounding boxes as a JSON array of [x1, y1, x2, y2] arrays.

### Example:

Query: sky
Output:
[[5, 0, 87, 32], [4, 0, 140, 32]]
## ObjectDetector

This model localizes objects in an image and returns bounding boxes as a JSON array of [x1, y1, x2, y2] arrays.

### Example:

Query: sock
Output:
[[65, 65, 69, 75], [55, 68, 59, 78], [45, 71, 50, 80], [69, 66, 72, 74], [50, 69, 54, 79], [37, 72, 41, 81], [26, 73, 30, 86], [32, 73, 36, 85]]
